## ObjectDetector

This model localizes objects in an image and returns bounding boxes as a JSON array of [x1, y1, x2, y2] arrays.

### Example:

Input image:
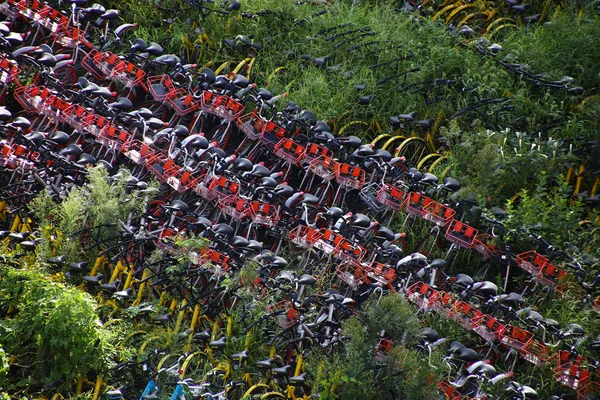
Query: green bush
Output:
[[0, 266, 113, 388]]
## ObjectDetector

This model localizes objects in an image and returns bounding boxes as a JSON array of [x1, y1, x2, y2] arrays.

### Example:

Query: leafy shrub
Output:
[[0, 266, 113, 387]]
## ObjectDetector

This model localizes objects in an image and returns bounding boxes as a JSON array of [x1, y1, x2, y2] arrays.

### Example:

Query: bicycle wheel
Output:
[[207, 123, 233, 151], [308, 183, 334, 208], [395, 137, 433, 167], [137, 100, 171, 122]]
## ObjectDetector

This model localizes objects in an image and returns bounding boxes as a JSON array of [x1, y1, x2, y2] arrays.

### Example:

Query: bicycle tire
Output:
[[308, 183, 334, 208], [395, 137, 433, 167]]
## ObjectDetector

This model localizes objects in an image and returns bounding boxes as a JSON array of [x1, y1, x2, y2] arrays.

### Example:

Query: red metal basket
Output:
[[81, 50, 121, 80], [167, 87, 199, 116], [432, 291, 458, 316], [146, 155, 176, 184], [303, 143, 333, 165], [10, 143, 40, 162], [212, 94, 245, 122], [438, 380, 461, 400], [470, 314, 505, 342], [54, 25, 93, 49], [218, 195, 249, 220], [448, 301, 484, 331], [521, 339, 552, 366], [499, 325, 534, 351], [14, 85, 52, 113], [553, 351, 591, 390], [249, 201, 280, 227], [376, 338, 394, 361], [593, 296, 600, 314], [98, 125, 131, 151], [516, 251, 547, 275], [236, 110, 265, 141], [579, 381, 600, 400], [472, 234, 495, 259], [336, 163, 366, 190], [260, 120, 287, 146], [63, 103, 95, 132], [403, 192, 433, 216], [274, 137, 306, 166], [422, 200, 456, 227], [0, 57, 20, 85], [83, 113, 110, 137], [113, 61, 146, 89], [309, 156, 339, 181], [33, 5, 68, 33], [336, 260, 368, 288], [314, 228, 344, 255], [376, 183, 407, 211], [0, 0, 20, 18], [445, 220, 478, 249], [122, 140, 153, 165], [156, 228, 182, 255], [364, 261, 397, 288], [193, 248, 232, 275], [406, 281, 440, 311], [288, 225, 321, 249], [39, 93, 70, 122], [535, 262, 568, 290], [147, 74, 177, 101], [335, 238, 367, 262], [267, 300, 298, 329], [165, 167, 198, 193], [200, 91, 218, 114]]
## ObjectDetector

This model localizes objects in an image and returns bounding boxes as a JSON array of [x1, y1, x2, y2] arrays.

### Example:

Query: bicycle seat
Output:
[[232, 74, 250, 89], [110, 97, 132, 112], [467, 361, 496, 376], [68, 261, 88, 273], [214, 223, 235, 237], [312, 56, 329, 67], [284, 101, 299, 114], [324, 207, 344, 220], [472, 281, 498, 297], [271, 256, 288, 269], [113, 288, 133, 299], [276, 270, 294, 282], [490, 207, 506, 219], [358, 94, 373, 105], [129, 38, 148, 52], [275, 184, 294, 198], [145, 42, 163, 56], [209, 336, 227, 350], [25, 131, 46, 147], [11, 116, 31, 130], [213, 75, 230, 89], [227, 0, 241, 11], [430, 259, 446, 270], [142, 394, 160, 400], [246, 164, 270, 178], [338, 135, 362, 149], [0, 107, 11, 121], [419, 172, 438, 186], [153, 314, 170, 323], [167, 200, 189, 214], [133, 107, 153, 120], [47, 256, 65, 266], [371, 148, 392, 162], [313, 121, 330, 133], [454, 273, 474, 287], [77, 153, 96, 165], [231, 236, 249, 248], [300, 194, 320, 205], [497, 292, 523, 305], [246, 240, 262, 252], [414, 119, 433, 130], [37, 52, 57, 67], [60, 143, 84, 157], [455, 347, 479, 362], [99, 9, 119, 20], [442, 177, 460, 192], [353, 144, 375, 157], [83, 274, 104, 284], [232, 350, 249, 362], [421, 327, 440, 343], [272, 365, 291, 376], [154, 54, 180, 66], [398, 112, 416, 121], [234, 157, 253, 172], [256, 87, 272, 100], [376, 226, 395, 241], [199, 68, 216, 84], [298, 274, 317, 286], [389, 116, 402, 127], [289, 372, 307, 386], [8, 232, 29, 242], [101, 280, 120, 292], [20, 240, 38, 252], [68, 0, 88, 5], [81, 4, 106, 16], [260, 177, 278, 188], [256, 358, 274, 370], [223, 38, 237, 49], [351, 213, 371, 228], [193, 329, 212, 343], [564, 323, 584, 336]]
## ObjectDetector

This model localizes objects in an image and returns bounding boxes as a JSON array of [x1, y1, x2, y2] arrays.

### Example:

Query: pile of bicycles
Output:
[[1, 0, 599, 399]]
